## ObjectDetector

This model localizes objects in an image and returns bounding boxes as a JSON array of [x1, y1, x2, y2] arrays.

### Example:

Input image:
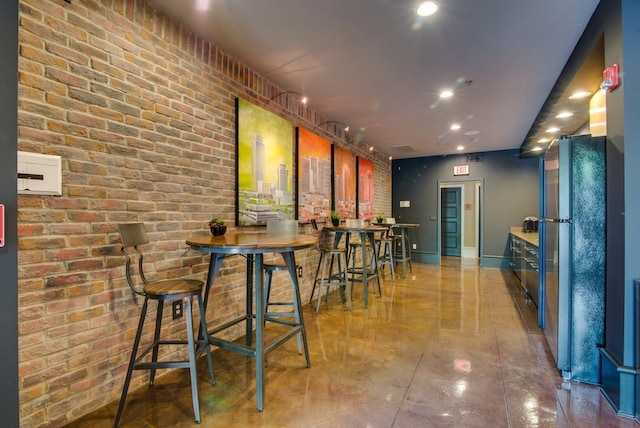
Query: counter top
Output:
[[510, 226, 539, 246]]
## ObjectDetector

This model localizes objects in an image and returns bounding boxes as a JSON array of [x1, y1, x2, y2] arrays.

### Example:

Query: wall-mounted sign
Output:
[[399, 200, 410, 208], [453, 165, 469, 176]]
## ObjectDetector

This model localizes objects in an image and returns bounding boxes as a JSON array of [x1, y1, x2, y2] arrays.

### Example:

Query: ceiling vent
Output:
[[391, 144, 415, 153], [466, 155, 483, 162]]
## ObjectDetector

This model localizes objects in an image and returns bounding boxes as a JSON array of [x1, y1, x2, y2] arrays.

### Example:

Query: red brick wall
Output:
[[17, 0, 391, 426]]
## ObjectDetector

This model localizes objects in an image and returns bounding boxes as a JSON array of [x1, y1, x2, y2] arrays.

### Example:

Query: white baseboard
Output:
[[462, 247, 478, 258]]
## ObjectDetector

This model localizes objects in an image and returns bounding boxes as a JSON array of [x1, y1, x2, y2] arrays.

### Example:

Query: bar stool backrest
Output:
[[118, 223, 149, 296]]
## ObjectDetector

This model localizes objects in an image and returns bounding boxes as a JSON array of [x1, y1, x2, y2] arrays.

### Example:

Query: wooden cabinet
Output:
[[509, 229, 539, 307], [523, 243, 539, 307], [509, 234, 525, 286]]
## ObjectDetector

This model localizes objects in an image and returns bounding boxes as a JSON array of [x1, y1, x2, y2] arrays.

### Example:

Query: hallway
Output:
[[67, 259, 636, 427]]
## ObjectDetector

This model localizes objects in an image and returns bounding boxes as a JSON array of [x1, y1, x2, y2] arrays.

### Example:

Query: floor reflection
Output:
[[65, 257, 637, 428]]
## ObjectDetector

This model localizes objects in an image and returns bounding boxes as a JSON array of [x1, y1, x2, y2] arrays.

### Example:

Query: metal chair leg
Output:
[[114, 298, 149, 428], [197, 293, 215, 386], [184, 297, 201, 423], [149, 300, 164, 385]]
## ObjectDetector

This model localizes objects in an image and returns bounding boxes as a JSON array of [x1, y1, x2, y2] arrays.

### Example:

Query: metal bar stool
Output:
[[114, 223, 215, 427], [346, 232, 381, 301], [376, 229, 395, 280], [309, 220, 350, 312]]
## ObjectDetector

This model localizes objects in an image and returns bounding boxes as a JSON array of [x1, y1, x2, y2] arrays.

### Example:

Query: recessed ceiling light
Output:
[[546, 127, 560, 133], [569, 91, 591, 100], [439, 90, 453, 98], [556, 111, 573, 119], [456, 145, 465, 151], [532, 146, 544, 151], [417, 1, 439, 17], [450, 124, 461, 130], [537, 138, 550, 143]]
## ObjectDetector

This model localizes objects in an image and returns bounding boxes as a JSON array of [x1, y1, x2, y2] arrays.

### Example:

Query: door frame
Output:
[[438, 179, 483, 260]]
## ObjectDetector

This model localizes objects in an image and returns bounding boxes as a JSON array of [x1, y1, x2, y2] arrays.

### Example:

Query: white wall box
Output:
[[17, 151, 62, 196]]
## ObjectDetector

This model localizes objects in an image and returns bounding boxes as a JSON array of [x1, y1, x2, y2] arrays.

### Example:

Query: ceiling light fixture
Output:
[[439, 90, 454, 98], [270, 91, 308, 104], [450, 124, 461, 130], [417, 1, 440, 17], [311, 121, 350, 133], [537, 138, 550, 143], [546, 127, 560, 133], [556, 111, 573, 119], [456, 145, 465, 151], [568, 91, 591, 100]]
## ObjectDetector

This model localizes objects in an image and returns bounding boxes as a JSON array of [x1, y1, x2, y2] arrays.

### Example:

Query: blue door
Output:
[[441, 187, 461, 257]]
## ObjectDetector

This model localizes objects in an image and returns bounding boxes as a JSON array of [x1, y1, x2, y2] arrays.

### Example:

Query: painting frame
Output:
[[331, 144, 357, 220], [296, 127, 333, 224], [235, 97, 294, 226], [357, 156, 375, 220]]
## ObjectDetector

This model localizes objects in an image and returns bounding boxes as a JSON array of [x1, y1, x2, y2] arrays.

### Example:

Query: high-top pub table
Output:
[[186, 232, 317, 411]]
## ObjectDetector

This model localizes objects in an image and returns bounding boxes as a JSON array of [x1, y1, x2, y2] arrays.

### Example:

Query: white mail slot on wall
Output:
[[18, 151, 62, 196]]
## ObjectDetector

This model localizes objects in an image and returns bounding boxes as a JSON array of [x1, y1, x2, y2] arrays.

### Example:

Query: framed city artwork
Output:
[[296, 127, 332, 224], [357, 156, 374, 220], [235, 98, 294, 226], [331, 144, 356, 220]]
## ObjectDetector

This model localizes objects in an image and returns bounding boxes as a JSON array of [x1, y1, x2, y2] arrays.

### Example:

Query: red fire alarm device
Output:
[[602, 64, 619, 92], [0, 204, 4, 247]]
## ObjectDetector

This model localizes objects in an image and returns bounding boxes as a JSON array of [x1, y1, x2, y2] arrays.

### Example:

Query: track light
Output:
[[311, 121, 350, 133], [270, 91, 308, 104]]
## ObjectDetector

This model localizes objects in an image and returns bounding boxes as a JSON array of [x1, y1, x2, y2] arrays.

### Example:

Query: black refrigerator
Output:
[[539, 134, 606, 384]]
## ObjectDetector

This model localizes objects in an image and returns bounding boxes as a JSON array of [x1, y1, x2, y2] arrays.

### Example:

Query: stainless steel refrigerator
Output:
[[539, 134, 606, 384]]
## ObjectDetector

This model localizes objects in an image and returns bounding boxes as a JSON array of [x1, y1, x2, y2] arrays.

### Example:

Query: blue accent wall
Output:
[[392, 150, 539, 267], [0, 1, 19, 426]]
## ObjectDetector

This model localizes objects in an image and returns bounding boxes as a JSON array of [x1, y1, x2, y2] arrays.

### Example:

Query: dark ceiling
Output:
[[146, 0, 602, 159]]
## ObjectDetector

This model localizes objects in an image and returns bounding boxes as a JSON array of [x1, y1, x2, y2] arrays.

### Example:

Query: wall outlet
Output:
[[298, 265, 303, 278], [412, 244, 417, 250], [172, 300, 183, 319]]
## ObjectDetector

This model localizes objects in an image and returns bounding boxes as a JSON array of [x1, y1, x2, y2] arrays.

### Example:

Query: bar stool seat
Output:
[[114, 223, 215, 427]]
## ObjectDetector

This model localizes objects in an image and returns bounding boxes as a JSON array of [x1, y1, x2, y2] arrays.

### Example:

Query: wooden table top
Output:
[[186, 232, 317, 254], [323, 224, 387, 232], [373, 222, 420, 228]]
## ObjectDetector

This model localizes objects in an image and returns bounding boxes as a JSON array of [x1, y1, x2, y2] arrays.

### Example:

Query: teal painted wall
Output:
[[392, 149, 539, 267], [0, 0, 19, 426]]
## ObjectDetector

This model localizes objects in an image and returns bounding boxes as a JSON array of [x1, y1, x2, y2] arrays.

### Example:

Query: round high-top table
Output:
[[187, 232, 317, 412], [323, 224, 387, 307]]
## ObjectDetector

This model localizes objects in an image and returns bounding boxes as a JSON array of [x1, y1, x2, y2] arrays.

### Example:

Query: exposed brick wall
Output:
[[17, 0, 391, 426]]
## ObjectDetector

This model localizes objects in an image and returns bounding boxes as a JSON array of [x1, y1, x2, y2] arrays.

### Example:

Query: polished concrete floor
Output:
[[66, 258, 638, 427]]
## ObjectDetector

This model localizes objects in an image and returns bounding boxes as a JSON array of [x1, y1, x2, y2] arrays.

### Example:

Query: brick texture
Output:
[[17, 0, 392, 426]]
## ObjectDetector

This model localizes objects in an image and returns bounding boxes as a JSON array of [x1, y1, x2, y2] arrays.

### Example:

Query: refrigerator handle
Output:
[[540, 218, 572, 224]]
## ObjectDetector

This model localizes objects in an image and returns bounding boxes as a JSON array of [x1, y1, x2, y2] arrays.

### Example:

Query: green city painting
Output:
[[236, 98, 294, 226]]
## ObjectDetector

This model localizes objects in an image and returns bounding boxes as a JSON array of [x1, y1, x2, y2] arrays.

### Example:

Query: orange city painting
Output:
[[358, 156, 374, 220], [296, 128, 332, 223], [332, 145, 356, 220]]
